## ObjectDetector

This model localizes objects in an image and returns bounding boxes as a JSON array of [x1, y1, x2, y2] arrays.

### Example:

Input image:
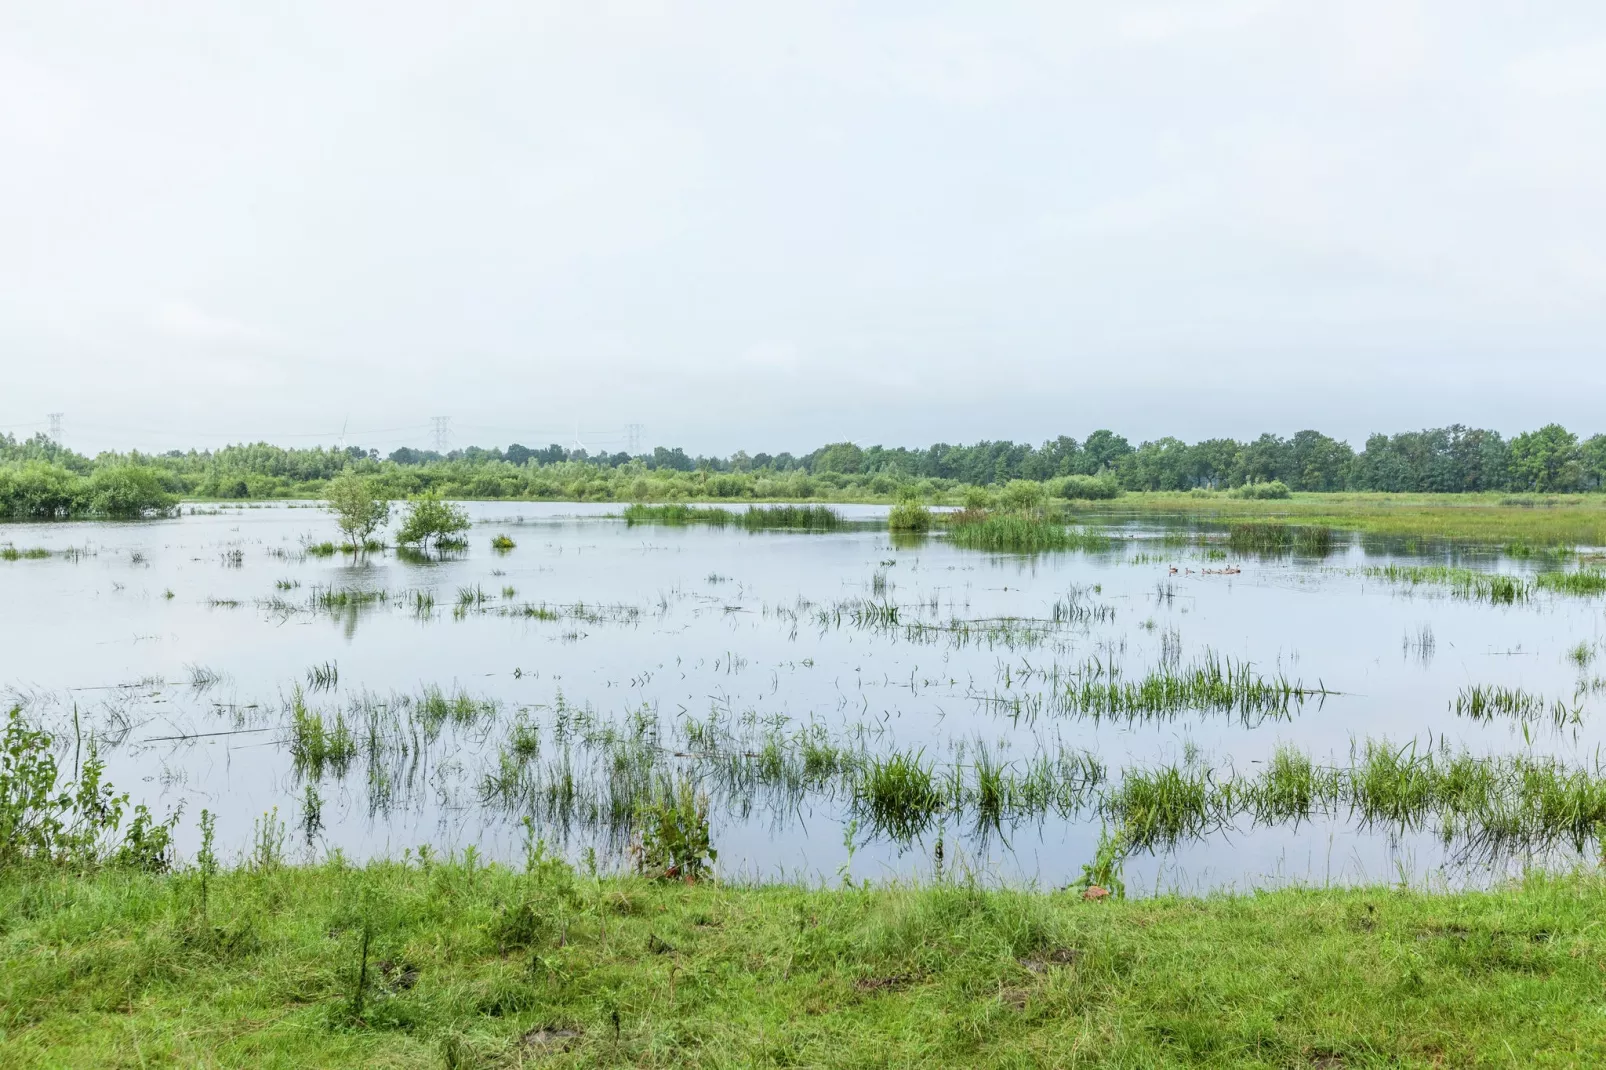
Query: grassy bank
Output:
[[2, 860, 1604, 1067], [1073, 491, 1606, 546]]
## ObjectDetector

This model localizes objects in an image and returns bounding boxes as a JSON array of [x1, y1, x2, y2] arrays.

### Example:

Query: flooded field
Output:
[[4, 501, 1605, 892]]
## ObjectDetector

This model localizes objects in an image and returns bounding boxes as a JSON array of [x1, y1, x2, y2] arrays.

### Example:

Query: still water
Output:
[[2, 502, 1602, 891]]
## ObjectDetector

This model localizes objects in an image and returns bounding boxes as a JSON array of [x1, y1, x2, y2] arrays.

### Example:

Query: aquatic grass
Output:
[[287, 688, 356, 779], [1243, 747, 1342, 828], [1534, 569, 1606, 597], [186, 664, 223, 690], [305, 661, 340, 692], [311, 586, 388, 610], [739, 504, 842, 531], [1053, 652, 1330, 722], [943, 513, 1112, 554], [857, 751, 945, 842], [1050, 588, 1117, 625], [1452, 684, 1579, 729], [1224, 523, 1335, 556], [0, 545, 51, 561], [621, 502, 844, 532], [489, 534, 516, 551], [1362, 564, 1530, 604], [622, 503, 735, 527], [1102, 763, 1219, 848]]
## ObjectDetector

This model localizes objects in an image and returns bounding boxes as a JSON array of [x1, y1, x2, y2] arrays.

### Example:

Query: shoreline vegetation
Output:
[[4, 861, 1605, 1066], [5, 709, 1606, 1065], [5, 425, 1606, 537]]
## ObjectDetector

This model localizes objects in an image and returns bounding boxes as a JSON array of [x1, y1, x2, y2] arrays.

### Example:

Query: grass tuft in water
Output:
[[943, 513, 1111, 554]]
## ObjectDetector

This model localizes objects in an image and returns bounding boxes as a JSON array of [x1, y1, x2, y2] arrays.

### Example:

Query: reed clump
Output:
[[1452, 685, 1579, 728], [739, 505, 842, 531], [1225, 522, 1334, 556], [288, 690, 357, 779], [1053, 652, 1330, 722], [1363, 564, 1530, 604], [622, 503, 734, 526], [1534, 569, 1606, 596], [943, 513, 1111, 553]]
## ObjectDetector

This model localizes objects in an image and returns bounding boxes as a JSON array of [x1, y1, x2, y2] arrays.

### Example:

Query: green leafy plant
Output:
[[323, 473, 390, 548], [0, 706, 176, 871], [634, 777, 718, 882], [196, 809, 218, 918], [1073, 824, 1128, 898], [887, 502, 931, 533], [396, 493, 472, 551]]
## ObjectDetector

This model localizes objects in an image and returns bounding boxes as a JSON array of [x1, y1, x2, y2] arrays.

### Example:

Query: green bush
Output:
[[0, 707, 176, 870], [998, 479, 1048, 513], [0, 462, 82, 518], [1230, 480, 1292, 500], [887, 502, 932, 533], [86, 465, 176, 517], [396, 494, 472, 549], [1050, 474, 1121, 500], [324, 473, 391, 546], [634, 777, 717, 882]]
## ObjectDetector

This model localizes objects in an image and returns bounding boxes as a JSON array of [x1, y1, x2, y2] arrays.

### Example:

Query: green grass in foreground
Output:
[[3, 861, 1606, 1067]]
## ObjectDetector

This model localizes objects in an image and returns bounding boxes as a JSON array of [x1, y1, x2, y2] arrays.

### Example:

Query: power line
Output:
[[626, 423, 644, 453], [47, 413, 63, 442], [430, 416, 452, 452]]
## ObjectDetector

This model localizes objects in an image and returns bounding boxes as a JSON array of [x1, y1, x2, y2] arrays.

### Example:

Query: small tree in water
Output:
[[324, 473, 390, 549], [396, 493, 472, 551]]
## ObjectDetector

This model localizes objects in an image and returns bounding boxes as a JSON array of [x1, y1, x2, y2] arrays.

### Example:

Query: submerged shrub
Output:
[[324, 473, 391, 547], [0, 462, 174, 519], [396, 493, 472, 550], [86, 466, 177, 517], [0, 462, 80, 519]]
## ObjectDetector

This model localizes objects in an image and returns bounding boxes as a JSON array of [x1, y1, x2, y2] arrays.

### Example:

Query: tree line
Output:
[[385, 424, 1606, 493], [2, 423, 1605, 518]]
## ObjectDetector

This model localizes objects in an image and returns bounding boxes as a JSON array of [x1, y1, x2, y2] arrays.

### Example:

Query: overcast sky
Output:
[[4, 1, 1605, 457]]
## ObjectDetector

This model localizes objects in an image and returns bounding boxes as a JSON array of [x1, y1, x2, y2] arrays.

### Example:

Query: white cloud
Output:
[[1, 1, 1605, 454]]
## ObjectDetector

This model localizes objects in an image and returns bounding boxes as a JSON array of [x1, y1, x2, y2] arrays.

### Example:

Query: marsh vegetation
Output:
[[4, 494, 1606, 895]]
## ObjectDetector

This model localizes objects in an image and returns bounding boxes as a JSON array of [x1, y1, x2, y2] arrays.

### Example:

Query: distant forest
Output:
[[2, 424, 1604, 516]]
